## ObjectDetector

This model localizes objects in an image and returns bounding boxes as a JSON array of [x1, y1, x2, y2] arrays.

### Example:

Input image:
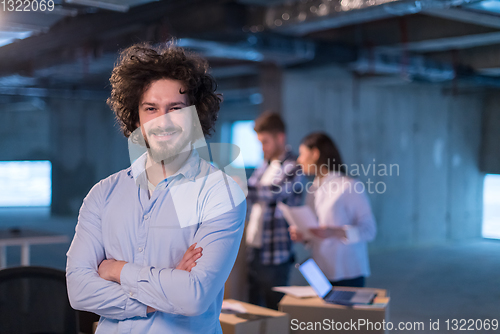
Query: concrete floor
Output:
[[367, 239, 500, 333], [1, 209, 500, 333]]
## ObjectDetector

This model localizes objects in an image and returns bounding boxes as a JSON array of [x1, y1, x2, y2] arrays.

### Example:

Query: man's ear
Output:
[[276, 132, 286, 146]]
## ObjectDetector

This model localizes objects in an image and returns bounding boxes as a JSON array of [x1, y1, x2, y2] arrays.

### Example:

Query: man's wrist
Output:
[[114, 261, 127, 283]]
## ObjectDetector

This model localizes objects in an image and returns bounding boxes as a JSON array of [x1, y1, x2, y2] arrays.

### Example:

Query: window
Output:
[[230, 120, 263, 168], [0, 161, 52, 207], [482, 174, 500, 239]]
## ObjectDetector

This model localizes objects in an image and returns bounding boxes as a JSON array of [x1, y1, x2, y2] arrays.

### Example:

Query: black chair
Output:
[[0, 266, 79, 334]]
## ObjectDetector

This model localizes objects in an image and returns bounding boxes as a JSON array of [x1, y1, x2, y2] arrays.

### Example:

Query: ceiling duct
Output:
[[177, 35, 316, 66], [351, 49, 500, 86], [351, 49, 456, 81]]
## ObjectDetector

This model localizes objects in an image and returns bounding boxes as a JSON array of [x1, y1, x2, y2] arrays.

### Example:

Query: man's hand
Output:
[[97, 244, 202, 314], [98, 259, 127, 283], [309, 226, 347, 240], [143, 243, 202, 315], [288, 226, 304, 242], [176, 243, 203, 272]]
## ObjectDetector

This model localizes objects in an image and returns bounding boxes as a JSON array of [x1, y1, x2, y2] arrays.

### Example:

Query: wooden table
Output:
[[279, 287, 390, 334], [0, 229, 70, 268]]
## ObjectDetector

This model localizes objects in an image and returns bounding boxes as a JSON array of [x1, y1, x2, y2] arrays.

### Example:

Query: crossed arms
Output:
[[97, 243, 203, 314], [66, 182, 246, 320]]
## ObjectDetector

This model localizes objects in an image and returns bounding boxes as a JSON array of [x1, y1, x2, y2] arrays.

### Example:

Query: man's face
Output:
[[257, 132, 283, 161], [137, 78, 193, 164]]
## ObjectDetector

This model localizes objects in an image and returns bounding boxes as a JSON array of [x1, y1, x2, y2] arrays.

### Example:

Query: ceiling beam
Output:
[[264, 0, 483, 35], [376, 31, 500, 53], [177, 34, 316, 66], [352, 49, 500, 86], [430, 43, 500, 69], [422, 8, 500, 29]]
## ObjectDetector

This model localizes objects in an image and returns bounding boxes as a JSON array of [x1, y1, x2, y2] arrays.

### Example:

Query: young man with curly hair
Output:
[[66, 42, 246, 334]]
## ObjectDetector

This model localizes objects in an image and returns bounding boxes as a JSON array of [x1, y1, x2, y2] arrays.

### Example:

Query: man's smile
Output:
[[151, 130, 180, 141]]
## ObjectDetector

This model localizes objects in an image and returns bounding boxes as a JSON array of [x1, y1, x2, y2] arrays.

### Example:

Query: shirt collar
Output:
[[169, 148, 200, 182], [266, 147, 294, 166], [129, 148, 201, 185]]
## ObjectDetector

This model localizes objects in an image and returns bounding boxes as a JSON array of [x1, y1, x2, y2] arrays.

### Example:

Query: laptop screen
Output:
[[298, 258, 332, 298]]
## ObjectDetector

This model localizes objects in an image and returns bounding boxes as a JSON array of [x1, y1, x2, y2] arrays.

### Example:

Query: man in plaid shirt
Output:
[[246, 112, 306, 310]]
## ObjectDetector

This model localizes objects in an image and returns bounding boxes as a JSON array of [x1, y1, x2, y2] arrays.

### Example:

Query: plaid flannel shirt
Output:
[[246, 149, 306, 265]]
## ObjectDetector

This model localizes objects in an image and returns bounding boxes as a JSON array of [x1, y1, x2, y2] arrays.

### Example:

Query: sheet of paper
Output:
[[221, 300, 247, 313], [272, 286, 318, 298], [246, 202, 265, 248], [277, 202, 318, 240], [343, 225, 360, 244]]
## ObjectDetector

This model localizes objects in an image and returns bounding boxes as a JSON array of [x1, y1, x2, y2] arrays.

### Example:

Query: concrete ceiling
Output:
[[0, 0, 499, 91]]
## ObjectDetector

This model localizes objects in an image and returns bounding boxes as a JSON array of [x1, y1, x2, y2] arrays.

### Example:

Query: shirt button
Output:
[[144, 214, 149, 220], [129, 292, 133, 297], [138, 247, 143, 253]]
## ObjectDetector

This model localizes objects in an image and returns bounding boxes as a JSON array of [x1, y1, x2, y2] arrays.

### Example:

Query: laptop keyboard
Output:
[[326, 290, 356, 303]]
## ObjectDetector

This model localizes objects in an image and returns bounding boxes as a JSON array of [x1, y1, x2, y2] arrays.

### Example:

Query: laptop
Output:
[[297, 258, 376, 306]]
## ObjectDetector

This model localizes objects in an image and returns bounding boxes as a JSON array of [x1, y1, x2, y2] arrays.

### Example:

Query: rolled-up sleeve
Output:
[[66, 182, 148, 320]]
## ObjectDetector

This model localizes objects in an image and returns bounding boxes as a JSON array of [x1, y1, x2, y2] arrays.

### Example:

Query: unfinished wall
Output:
[[282, 66, 485, 248], [481, 93, 500, 174], [46, 96, 129, 215], [0, 94, 129, 215], [0, 96, 51, 161]]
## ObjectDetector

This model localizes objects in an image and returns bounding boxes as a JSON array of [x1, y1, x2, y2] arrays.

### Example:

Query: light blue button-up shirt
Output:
[[66, 148, 246, 334]]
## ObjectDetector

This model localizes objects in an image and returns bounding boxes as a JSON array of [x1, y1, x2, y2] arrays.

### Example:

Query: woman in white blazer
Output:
[[290, 132, 377, 287]]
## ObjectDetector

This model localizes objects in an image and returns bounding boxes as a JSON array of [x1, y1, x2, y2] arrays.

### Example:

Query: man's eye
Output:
[[146, 107, 156, 111]]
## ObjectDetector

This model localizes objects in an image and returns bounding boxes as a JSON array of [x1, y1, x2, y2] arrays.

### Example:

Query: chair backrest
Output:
[[0, 266, 78, 334]]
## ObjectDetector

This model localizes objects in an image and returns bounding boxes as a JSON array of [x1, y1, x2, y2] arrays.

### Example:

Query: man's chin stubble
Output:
[[149, 141, 191, 165]]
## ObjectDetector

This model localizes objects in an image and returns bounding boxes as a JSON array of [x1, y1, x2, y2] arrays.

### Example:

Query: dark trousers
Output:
[[330, 276, 365, 288], [248, 255, 292, 310]]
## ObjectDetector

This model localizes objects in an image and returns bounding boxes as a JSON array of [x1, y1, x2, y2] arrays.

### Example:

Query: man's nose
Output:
[[154, 110, 174, 128]]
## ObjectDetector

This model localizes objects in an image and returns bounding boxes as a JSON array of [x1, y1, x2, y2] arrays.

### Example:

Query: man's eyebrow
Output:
[[140, 101, 187, 107]]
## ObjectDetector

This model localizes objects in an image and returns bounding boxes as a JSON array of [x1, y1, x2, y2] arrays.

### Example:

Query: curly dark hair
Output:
[[107, 41, 221, 138]]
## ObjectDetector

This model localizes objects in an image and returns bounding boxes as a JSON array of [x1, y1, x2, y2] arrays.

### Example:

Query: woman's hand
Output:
[[176, 243, 203, 272], [309, 226, 347, 240], [289, 226, 304, 242]]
